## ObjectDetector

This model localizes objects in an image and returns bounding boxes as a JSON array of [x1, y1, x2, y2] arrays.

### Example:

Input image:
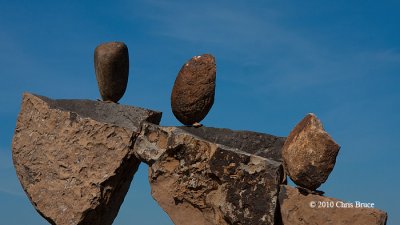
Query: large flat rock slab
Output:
[[12, 93, 161, 225], [279, 185, 387, 225], [179, 126, 285, 162], [134, 123, 284, 225]]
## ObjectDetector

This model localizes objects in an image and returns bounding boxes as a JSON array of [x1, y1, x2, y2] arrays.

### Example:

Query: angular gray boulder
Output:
[[179, 126, 286, 162]]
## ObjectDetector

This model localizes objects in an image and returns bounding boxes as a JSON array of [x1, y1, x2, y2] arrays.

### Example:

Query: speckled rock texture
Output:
[[282, 113, 340, 190], [12, 93, 161, 225], [171, 54, 216, 125], [134, 123, 285, 225], [279, 185, 387, 225], [94, 41, 129, 103]]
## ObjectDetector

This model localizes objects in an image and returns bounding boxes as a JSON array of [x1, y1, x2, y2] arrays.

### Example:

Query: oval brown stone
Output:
[[282, 113, 340, 190], [171, 54, 216, 126], [94, 42, 129, 103]]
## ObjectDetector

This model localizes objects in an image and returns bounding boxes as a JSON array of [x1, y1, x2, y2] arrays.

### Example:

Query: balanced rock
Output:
[[279, 185, 388, 225], [282, 113, 340, 190], [94, 41, 129, 103], [12, 93, 161, 225], [134, 123, 285, 225], [171, 54, 216, 126]]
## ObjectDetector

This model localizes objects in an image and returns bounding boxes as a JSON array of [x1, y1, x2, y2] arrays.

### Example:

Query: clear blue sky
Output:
[[1, 0, 399, 224]]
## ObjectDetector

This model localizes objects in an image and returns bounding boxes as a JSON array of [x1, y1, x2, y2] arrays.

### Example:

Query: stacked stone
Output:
[[171, 54, 216, 127], [94, 42, 129, 103], [282, 113, 341, 192]]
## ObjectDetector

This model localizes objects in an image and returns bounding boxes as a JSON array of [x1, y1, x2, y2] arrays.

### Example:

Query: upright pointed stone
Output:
[[171, 54, 216, 126], [94, 41, 129, 103], [12, 93, 161, 225], [282, 113, 340, 190]]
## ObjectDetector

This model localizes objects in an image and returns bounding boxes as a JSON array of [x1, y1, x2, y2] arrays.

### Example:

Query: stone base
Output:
[[12, 93, 161, 225]]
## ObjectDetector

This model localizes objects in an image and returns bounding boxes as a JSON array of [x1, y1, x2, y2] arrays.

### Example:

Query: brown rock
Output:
[[94, 41, 129, 103], [279, 185, 388, 225], [282, 113, 340, 190], [134, 123, 284, 225], [171, 54, 216, 126], [12, 93, 161, 225]]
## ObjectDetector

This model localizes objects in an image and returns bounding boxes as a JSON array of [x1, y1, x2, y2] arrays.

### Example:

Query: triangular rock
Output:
[[12, 93, 161, 225]]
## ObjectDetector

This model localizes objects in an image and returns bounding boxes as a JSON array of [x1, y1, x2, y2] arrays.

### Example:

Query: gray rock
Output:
[[171, 54, 216, 126], [179, 126, 286, 162], [134, 123, 284, 225], [282, 113, 340, 190], [12, 93, 161, 225], [94, 42, 129, 103]]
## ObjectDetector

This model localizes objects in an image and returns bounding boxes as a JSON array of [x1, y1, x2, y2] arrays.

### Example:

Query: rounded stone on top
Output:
[[94, 41, 129, 103], [171, 54, 216, 126], [282, 113, 340, 191]]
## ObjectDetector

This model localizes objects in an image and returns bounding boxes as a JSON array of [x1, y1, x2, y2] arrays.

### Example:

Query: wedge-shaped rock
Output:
[[282, 113, 340, 190], [12, 93, 161, 225], [134, 123, 284, 225], [279, 185, 387, 225]]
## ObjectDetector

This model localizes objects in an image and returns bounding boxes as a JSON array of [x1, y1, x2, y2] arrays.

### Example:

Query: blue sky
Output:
[[1, 0, 399, 224]]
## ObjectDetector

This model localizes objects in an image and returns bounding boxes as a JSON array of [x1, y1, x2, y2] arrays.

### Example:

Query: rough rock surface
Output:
[[134, 123, 284, 225], [94, 41, 129, 103], [179, 126, 286, 162], [279, 185, 387, 225], [282, 113, 340, 190], [12, 93, 161, 225], [171, 54, 216, 125]]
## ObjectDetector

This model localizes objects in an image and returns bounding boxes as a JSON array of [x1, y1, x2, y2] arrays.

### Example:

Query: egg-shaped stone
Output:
[[94, 42, 129, 103], [282, 113, 340, 191], [171, 54, 216, 126]]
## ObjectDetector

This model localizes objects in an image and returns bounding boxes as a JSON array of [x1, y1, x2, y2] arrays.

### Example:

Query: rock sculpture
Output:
[[10, 90, 388, 223], [171, 54, 216, 127], [94, 41, 129, 103], [282, 113, 340, 191]]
